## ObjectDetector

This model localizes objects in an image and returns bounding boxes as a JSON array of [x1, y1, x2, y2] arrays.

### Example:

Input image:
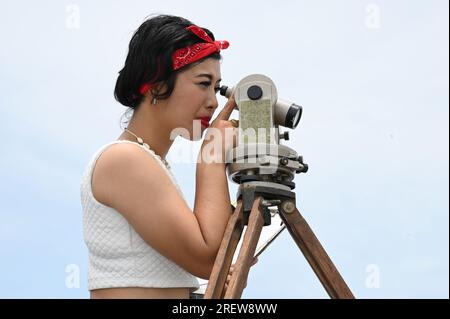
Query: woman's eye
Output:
[[200, 82, 211, 87], [199, 82, 220, 94]]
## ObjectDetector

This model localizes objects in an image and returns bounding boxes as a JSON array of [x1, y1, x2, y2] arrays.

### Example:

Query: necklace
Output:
[[124, 128, 171, 170]]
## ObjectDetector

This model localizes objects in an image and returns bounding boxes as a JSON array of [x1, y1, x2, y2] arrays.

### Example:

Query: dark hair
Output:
[[114, 14, 221, 113]]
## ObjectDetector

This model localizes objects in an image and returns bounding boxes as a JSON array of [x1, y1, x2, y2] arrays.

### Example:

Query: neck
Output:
[[118, 100, 175, 160]]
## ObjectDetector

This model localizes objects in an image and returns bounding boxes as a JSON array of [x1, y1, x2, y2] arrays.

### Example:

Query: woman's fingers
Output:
[[228, 258, 258, 276], [213, 95, 236, 123], [227, 257, 258, 281], [226, 258, 259, 291], [229, 119, 239, 128], [225, 273, 231, 292]]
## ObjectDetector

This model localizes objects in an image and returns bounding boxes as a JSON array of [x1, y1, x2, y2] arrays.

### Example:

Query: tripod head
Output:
[[219, 74, 308, 190]]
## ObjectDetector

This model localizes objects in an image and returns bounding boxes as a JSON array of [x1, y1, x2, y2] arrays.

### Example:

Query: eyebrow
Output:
[[195, 73, 222, 83]]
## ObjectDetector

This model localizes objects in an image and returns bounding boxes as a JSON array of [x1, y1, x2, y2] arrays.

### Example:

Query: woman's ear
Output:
[[146, 81, 169, 105], [152, 81, 168, 95]]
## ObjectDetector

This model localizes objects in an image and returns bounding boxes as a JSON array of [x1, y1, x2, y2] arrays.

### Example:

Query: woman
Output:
[[80, 14, 255, 299]]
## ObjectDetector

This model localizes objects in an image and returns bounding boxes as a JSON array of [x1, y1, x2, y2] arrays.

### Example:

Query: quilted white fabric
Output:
[[80, 140, 200, 291]]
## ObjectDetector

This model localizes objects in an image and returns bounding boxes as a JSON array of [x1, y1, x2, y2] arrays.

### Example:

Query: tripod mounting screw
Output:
[[281, 201, 296, 214]]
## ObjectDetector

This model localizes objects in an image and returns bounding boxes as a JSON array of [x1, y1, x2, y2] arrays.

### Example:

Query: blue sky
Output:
[[0, 0, 448, 298]]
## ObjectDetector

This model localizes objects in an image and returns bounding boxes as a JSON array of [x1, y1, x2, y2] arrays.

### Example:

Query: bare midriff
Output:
[[90, 287, 191, 299]]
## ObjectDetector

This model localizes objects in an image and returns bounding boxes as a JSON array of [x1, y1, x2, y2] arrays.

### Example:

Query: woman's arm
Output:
[[193, 96, 238, 272], [193, 158, 233, 271], [95, 100, 238, 280]]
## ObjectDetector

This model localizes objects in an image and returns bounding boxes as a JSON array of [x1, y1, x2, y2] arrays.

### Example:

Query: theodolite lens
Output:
[[275, 99, 302, 129], [288, 103, 302, 129]]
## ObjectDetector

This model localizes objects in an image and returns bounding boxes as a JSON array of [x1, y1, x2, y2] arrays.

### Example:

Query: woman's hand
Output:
[[224, 257, 258, 292], [201, 95, 238, 164]]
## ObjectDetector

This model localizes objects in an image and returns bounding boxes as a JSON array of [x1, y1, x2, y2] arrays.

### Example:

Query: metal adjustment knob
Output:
[[296, 156, 309, 173], [247, 85, 263, 100], [280, 157, 289, 166], [302, 163, 309, 173], [280, 131, 289, 141]]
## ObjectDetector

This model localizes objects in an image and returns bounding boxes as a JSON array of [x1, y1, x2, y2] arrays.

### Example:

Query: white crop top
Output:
[[80, 140, 200, 292]]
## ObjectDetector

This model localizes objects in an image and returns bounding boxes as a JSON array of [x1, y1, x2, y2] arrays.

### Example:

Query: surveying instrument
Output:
[[203, 74, 354, 299]]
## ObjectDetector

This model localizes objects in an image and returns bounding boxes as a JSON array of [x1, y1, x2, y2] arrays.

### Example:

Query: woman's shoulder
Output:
[[91, 140, 163, 206], [93, 141, 151, 176], [95, 140, 162, 168]]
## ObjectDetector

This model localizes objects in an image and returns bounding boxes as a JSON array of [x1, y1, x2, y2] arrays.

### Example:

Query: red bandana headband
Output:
[[139, 25, 229, 95], [172, 25, 229, 70]]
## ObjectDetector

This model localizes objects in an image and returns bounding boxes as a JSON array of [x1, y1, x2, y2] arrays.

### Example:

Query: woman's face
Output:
[[164, 58, 222, 141]]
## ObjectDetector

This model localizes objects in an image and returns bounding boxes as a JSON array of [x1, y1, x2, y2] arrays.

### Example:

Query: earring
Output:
[[151, 89, 159, 105]]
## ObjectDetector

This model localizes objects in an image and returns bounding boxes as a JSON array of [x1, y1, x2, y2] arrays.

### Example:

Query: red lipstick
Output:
[[198, 117, 211, 128]]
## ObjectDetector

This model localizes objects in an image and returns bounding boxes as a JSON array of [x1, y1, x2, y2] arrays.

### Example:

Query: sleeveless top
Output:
[[80, 140, 200, 291]]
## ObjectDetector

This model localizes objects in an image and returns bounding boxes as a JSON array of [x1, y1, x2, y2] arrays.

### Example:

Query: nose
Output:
[[207, 90, 219, 112]]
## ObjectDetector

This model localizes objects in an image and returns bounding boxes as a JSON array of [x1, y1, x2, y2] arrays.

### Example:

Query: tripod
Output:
[[204, 182, 355, 299]]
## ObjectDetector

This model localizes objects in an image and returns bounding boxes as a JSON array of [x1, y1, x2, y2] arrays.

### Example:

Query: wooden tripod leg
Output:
[[279, 202, 355, 299], [225, 197, 265, 299], [204, 200, 245, 299]]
